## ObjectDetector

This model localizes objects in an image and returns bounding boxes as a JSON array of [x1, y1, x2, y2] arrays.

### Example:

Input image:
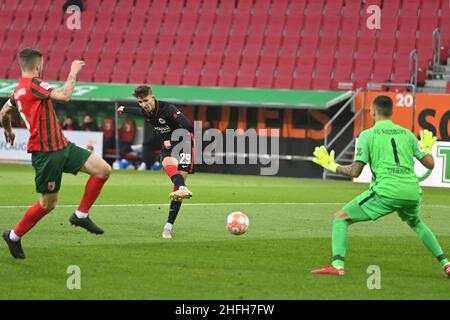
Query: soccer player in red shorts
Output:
[[117, 85, 194, 240], [0, 48, 111, 259]]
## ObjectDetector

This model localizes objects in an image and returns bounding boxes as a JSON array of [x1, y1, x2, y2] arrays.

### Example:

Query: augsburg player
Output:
[[0, 49, 111, 259], [311, 95, 449, 277]]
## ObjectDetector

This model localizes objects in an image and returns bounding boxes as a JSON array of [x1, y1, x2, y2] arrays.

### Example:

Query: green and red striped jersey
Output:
[[9, 77, 68, 153]]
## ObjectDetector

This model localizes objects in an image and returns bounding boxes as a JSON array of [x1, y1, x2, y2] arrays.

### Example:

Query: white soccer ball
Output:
[[226, 211, 249, 235]]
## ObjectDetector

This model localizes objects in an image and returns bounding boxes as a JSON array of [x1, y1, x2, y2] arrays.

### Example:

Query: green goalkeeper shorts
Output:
[[32, 142, 92, 194], [343, 190, 421, 225]]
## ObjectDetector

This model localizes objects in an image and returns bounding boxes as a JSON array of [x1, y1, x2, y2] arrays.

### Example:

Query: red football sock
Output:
[[165, 165, 179, 178], [13, 201, 49, 237], [164, 165, 185, 189], [173, 185, 178, 192], [78, 176, 109, 214]]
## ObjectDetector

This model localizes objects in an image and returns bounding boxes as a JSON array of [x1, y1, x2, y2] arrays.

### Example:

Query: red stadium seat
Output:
[[325, 0, 343, 16], [314, 58, 334, 90], [0, 0, 443, 89], [183, 59, 203, 85], [201, 0, 218, 15], [334, 55, 354, 84], [372, 58, 393, 83], [354, 59, 374, 89]]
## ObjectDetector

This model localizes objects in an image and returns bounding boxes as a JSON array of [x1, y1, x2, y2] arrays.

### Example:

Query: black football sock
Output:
[[167, 200, 182, 224], [170, 174, 186, 189]]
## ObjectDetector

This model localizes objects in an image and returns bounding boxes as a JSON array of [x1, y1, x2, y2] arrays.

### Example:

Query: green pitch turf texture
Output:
[[0, 163, 448, 300]]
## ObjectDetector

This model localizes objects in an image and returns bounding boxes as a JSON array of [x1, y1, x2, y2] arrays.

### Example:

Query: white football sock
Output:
[[75, 210, 89, 219], [9, 230, 21, 242], [164, 223, 173, 231]]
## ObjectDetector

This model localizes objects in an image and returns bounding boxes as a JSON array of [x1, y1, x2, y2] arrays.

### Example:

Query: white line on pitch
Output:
[[0, 203, 448, 209]]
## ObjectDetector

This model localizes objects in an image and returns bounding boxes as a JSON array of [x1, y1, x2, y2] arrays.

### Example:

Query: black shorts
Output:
[[160, 139, 195, 173]]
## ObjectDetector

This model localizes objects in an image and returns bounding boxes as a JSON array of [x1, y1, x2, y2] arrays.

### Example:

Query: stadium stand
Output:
[[0, 0, 448, 90]]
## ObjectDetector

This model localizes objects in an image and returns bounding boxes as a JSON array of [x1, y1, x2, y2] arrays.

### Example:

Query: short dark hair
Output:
[[19, 48, 43, 71], [133, 85, 152, 99], [373, 95, 393, 117]]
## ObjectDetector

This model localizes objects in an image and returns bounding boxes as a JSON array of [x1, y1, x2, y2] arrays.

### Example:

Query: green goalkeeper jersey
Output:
[[355, 120, 428, 201]]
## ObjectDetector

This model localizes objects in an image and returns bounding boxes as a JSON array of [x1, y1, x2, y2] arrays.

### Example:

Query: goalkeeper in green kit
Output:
[[311, 95, 449, 277]]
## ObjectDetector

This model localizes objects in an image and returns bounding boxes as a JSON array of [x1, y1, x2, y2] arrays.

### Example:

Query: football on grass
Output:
[[226, 212, 249, 235]]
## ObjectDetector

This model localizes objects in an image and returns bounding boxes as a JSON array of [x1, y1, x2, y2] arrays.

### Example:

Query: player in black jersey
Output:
[[117, 85, 194, 239]]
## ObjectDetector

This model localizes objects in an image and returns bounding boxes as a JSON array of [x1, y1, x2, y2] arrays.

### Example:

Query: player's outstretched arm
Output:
[[50, 60, 85, 102], [0, 101, 16, 144], [117, 106, 144, 116], [418, 129, 436, 170], [336, 161, 365, 178], [312, 145, 365, 178]]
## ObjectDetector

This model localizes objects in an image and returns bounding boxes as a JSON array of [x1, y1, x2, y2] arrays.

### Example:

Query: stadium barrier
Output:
[[355, 92, 450, 141], [0, 80, 355, 178], [0, 129, 103, 163]]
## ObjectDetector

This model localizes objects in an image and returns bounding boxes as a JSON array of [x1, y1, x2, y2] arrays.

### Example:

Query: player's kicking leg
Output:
[[69, 152, 111, 234], [163, 156, 192, 202], [3, 192, 58, 259]]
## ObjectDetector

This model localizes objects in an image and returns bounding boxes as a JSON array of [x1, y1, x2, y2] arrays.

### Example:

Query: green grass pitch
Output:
[[0, 163, 448, 299]]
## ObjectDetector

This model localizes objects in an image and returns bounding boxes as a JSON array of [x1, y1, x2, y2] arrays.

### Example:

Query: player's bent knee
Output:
[[101, 163, 112, 178], [334, 210, 347, 219], [334, 210, 353, 223], [408, 219, 421, 228], [92, 161, 111, 179], [40, 199, 57, 212]]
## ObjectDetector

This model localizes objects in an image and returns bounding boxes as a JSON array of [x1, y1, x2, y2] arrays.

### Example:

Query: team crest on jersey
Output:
[[40, 81, 52, 90], [48, 181, 56, 191], [159, 118, 166, 124]]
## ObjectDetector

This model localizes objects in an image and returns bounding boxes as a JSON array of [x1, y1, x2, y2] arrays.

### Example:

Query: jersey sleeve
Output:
[[6, 93, 17, 108], [354, 130, 370, 164], [166, 104, 194, 133], [30, 78, 53, 100], [410, 131, 428, 160], [123, 106, 145, 117]]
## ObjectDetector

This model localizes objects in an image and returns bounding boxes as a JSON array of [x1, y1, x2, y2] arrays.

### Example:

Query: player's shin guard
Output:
[[165, 165, 185, 189], [331, 218, 349, 269], [413, 221, 447, 266], [13, 201, 50, 238], [77, 176, 109, 214]]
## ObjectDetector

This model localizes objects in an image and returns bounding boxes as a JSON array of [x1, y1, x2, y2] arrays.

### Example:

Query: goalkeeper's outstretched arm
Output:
[[336, 161, 365, 178], [312, 145, 365, 178], [419, 155, 434, 170], [418, 129, 436, 170]]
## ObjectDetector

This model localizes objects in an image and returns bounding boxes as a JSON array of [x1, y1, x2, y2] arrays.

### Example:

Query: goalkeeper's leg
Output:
[[311, 209, 371, 275], [409, 220, 450, 277]]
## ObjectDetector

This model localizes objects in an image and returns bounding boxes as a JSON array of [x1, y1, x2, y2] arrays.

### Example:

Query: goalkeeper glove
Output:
[[419, 129, 437, 155], [312, 145, 338, 173]]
